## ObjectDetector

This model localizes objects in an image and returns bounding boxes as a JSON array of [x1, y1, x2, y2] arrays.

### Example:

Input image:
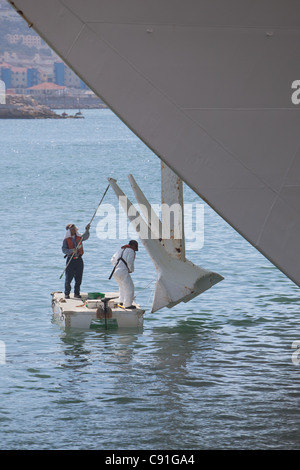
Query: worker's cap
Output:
[[66, 223, 76, 230], [129, 240, 138, 251]]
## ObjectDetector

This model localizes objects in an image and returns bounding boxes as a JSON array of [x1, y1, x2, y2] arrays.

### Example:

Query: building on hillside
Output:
[[27, 67, 47, 87], [0, 60, 89, 92], [6, 34, 43, 48], [0, 63, 47, 89], [10, 66, 27, 89], [54, 61, 88, 89], [54, 61, 64, 86]]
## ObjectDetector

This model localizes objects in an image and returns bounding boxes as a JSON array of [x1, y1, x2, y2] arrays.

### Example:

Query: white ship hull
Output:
[[51, 292, 144, 329], [10, 0, 300, 290]]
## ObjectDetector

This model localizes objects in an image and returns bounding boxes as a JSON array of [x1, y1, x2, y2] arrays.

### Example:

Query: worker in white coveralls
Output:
[[109, 240, 139, 309]]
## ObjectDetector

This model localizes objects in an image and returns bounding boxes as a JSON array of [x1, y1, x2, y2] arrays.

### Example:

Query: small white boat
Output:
[[51, 291, 144, 329]]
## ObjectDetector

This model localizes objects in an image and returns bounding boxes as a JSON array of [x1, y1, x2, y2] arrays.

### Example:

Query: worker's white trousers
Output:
[[113, 269, 134, 307]]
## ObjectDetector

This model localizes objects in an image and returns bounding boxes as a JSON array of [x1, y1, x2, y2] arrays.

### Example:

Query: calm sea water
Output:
[[1, 109, 300, 450]]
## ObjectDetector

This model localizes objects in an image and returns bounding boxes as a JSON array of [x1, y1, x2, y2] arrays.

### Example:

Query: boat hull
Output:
[[51, 292, 144, 329]]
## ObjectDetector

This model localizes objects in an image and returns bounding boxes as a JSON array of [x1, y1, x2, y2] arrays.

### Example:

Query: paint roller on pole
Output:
[[59, 184, 110, 279]]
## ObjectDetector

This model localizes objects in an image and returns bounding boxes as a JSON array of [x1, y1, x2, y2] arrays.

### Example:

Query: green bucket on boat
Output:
[[88, 292, 105, 299]]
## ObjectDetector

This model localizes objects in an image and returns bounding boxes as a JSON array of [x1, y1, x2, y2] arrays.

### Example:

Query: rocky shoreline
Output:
[[0, 95, 84, 119]]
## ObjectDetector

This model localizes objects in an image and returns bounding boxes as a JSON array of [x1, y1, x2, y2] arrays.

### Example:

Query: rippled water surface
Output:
[[1, 109, 300, 450]]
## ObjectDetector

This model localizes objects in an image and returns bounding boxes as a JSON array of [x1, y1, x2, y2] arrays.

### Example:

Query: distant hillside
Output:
[[0, 1, 53, 59]]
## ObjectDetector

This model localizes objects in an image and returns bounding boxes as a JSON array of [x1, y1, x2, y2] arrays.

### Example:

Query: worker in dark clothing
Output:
[[62, 223, 90, 299]]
